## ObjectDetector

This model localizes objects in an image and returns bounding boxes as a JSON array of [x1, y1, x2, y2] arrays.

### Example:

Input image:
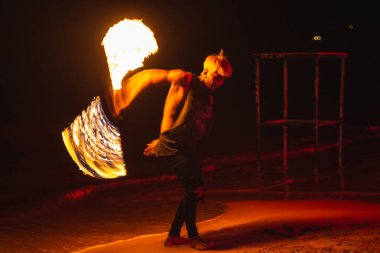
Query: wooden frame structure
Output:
[[252, 52, 348, 189]]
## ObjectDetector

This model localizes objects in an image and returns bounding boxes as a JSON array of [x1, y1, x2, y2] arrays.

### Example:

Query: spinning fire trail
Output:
[[62, 19, 158, 179]]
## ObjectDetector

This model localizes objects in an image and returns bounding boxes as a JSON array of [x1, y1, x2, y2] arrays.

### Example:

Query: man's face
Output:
[[209, 71, 225, 91]]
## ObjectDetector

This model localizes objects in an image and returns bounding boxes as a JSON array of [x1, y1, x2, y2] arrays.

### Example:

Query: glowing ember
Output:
[[62, 18, 158, 178], [62, 97, 125, 178], [102, 18, 158, 90]]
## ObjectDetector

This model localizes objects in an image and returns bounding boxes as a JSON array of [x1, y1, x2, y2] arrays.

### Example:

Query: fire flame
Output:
[[62, 18, 158, 179], [102, 18, 158, 90], [62, 97, 125, 178]]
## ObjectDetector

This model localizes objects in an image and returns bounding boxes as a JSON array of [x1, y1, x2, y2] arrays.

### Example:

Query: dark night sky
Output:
[[2, 0, 379, 122], [2, 0, 379, 124], [1, 0, 379, 200]]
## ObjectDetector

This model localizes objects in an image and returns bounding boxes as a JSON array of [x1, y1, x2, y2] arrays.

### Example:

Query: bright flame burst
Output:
[[62, 19, 158, 179], [102, 18, 158, 90]]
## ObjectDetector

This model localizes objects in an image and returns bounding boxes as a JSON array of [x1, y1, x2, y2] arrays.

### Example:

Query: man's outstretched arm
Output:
[[112, 69, 187, 115]]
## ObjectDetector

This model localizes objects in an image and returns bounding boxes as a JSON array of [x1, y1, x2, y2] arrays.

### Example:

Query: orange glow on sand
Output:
[[73, 200, 380, 253]]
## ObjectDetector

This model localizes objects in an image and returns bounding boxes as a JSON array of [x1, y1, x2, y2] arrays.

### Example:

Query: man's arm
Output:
[[159, 73, 190, 133], [143, 71, 192, 156], [112, 69, 187, 115]]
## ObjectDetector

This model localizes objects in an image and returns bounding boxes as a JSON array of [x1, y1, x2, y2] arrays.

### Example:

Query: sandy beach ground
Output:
[[74, 200, 380, 253], [1, 127, 379, 253]]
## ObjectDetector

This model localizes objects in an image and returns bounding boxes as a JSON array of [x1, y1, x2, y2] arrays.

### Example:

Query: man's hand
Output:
[[144, 139, 159, 156]]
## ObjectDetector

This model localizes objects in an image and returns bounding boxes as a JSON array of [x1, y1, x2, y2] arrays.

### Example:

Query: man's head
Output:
[[201, 50, 232, 91]]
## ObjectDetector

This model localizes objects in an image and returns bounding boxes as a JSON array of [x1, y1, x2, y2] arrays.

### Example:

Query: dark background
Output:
[[1, 0, 379, 205]]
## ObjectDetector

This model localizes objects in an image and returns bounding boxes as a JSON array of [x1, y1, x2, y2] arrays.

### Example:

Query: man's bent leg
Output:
[[168, 200, 185, 236], [183, 190, 199, 238]]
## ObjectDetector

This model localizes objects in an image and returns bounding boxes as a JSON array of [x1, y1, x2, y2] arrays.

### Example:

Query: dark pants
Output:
[[165, 153, 204, 239]]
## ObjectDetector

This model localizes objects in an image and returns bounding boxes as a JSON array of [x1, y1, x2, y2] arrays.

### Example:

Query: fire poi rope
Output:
[[62, 19, 158, 179]]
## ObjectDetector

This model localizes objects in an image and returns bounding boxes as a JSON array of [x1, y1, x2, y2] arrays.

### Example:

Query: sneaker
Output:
[[189, 236, 215, 251], [164, 235, 190, 247]]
